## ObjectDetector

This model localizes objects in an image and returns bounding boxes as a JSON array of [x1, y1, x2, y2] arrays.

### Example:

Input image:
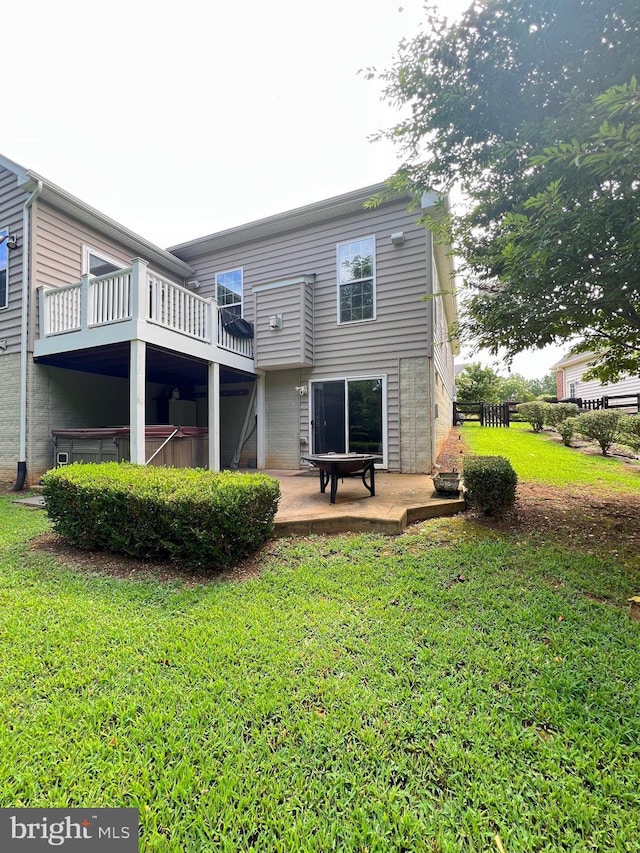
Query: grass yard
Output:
[[1, 487, 640, 852], [463, 421, 640, 491]]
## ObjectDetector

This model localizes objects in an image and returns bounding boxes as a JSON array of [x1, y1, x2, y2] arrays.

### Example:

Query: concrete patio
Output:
[[13, 469, 466, 537], [269, 469, 465, 536]]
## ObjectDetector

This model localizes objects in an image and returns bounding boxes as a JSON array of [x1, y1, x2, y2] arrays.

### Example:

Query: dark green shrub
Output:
[[41, 463, 280, 569], [617, 414, 640, 452], [516, 401, 548, 432], [463, 455, 518, 515], [545, 402, 580, 428], [574, 410, 622, 455], [557, 416, 579, 447]]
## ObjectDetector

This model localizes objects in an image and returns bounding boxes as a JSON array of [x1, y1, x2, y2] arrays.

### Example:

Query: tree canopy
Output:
[[370, 0, 640, 381], [455, 362, 555, 403]]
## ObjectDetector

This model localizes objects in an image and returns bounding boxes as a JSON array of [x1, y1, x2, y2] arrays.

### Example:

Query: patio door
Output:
[[311, 377, 385, 463]]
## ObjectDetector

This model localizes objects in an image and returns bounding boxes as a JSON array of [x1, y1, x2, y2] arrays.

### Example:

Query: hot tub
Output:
[[52, 426, 209, 469]]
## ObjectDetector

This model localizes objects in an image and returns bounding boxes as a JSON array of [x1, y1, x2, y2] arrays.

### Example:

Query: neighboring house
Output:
[[554, 351, 640, 410], [0, 153, 459, 486]]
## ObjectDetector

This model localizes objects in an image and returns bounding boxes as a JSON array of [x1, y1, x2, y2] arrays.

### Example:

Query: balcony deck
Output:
[[34, 259, 255, 372]]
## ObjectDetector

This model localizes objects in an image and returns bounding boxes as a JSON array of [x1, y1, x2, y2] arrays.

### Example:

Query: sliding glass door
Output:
[[311, 377, 385, 462]]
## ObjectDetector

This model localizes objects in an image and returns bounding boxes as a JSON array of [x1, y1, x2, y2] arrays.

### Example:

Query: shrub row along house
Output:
[[0, 153, 458, 487]]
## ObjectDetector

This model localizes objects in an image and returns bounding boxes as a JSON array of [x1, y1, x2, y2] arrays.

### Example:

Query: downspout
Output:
[[11, 179, 43, 491]]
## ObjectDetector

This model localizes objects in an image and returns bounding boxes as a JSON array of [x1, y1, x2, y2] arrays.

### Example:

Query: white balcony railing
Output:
[[44, 281, 82, 334], [148, 273, 209, 341], [90, 268, 132, 326], [38, 259, 253, 361]]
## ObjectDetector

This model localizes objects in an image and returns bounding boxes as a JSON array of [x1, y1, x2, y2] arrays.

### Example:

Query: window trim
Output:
[[82, 245, 125, 278], [215, 266, 244, 318], [336, 235, 376, 325], [0, 227, 8, 310]]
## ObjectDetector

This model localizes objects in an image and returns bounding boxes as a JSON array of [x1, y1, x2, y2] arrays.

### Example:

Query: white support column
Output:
[[130, 339, 146, 464], [208, 361, 220, 471], [256, 372, 266, 469]]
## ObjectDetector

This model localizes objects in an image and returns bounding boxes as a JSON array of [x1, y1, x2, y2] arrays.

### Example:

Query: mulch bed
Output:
[[436, 427, 640, 565]]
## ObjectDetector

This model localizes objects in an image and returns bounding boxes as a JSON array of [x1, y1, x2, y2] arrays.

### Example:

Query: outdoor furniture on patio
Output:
[[302, 453, 381, 504]]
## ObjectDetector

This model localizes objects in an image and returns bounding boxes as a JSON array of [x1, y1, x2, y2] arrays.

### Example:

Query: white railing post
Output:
[[80, 273, 91, 329], [207, 298, 215, 344], [38, 287, 48, 336], [130, 258, 149, 322]]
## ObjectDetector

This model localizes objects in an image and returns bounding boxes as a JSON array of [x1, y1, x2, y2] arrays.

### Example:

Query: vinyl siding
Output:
[[432, 252, 455, 401], [562, 359, 640, 403], [254, 279, 313, 369], [0, 166, 27, 353], [31, 201, 186, 342], [182, 199, 439, 471]]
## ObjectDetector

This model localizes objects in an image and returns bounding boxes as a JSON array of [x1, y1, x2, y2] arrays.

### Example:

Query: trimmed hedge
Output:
[[41, 463, 281, 569], [516, 402, 547, 432], [573, 410, 622, 455], [544, 402, 580, 428], [463, 455, 518, 515]]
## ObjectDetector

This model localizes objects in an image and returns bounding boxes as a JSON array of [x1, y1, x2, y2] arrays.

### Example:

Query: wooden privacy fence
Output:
[[454, 401, 511, 427]]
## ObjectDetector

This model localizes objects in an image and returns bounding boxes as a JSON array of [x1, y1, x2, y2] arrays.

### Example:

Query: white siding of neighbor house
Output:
[[0, 165, 27, 353], [181, 198, 443, 471], [561, 359, 640, 403]]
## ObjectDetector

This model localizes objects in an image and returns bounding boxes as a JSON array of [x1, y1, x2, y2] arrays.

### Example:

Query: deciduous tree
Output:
[[370, 0, 640, 380]]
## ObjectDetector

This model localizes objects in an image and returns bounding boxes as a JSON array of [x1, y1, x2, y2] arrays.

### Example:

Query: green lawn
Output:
[[463, 420, 640, 490], [1, 493, 640, 851]]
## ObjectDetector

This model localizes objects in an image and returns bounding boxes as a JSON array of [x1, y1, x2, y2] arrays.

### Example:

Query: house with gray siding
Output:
[[0, 152, 458, 487]]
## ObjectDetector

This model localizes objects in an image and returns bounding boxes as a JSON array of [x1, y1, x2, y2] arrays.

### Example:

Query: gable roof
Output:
[[168, 183, 395, 260], [0, 153, 194, 279]]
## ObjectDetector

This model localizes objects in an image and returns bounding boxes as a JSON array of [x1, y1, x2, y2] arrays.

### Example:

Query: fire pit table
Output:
[[302, 453, 381, 504]]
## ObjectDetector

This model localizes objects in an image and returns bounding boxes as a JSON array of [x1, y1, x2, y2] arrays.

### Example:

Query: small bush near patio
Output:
[[463, 455, 518, 515], [41, 463, 280, 568], [574, 410, 623, 456], [517, 401, 547, 432]]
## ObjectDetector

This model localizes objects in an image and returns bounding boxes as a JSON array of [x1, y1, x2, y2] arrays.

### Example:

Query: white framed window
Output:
[[0, 228, 8, 310], [216, 268, 243, 318], [337, 236, 375, 324], [569, 382, 576, 399], [82, 245, 123, 277]]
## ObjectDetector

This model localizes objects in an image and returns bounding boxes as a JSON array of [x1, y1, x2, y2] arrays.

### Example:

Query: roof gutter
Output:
[[11, 179, 42, 491]]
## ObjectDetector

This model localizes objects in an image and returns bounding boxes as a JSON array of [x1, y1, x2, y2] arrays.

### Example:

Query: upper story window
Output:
[[337, 237, 375, 324], [216, 268, 243, 318], [0, 228, 8, 310], [82, 246, 122, 277]]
